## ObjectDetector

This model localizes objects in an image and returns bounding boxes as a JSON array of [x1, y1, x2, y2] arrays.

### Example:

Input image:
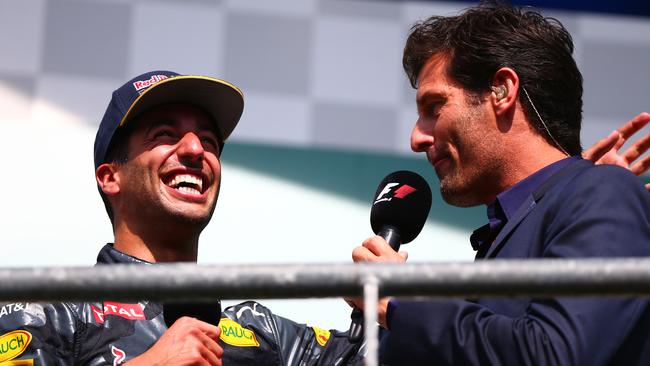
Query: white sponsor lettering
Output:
[[0, 303, 27, 319], [132, 75, 168, 91], [374, 183, 399, 204], [92, 306, 105, 323]]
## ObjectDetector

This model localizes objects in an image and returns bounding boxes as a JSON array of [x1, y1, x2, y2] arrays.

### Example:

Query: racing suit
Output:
[[0, 244, 365, 365]]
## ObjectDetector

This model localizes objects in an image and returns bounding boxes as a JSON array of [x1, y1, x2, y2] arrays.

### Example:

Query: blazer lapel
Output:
[[481, 159, 592, 259]]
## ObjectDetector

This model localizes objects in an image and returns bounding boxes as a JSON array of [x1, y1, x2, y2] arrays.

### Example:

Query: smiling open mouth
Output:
[[165, 174, 204, 195]]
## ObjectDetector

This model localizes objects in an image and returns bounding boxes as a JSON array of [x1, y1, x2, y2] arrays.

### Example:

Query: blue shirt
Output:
[[470, 156, 581, 256]]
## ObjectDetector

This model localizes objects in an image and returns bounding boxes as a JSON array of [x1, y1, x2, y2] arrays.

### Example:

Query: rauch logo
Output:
[[219, 318, 260, 347], [0, 330, 32, 362]]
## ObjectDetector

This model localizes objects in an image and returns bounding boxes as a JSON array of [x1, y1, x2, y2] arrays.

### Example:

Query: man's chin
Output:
[[440, 184, 482, 208], [169, 211, 213, 228], [162, 202, 216, 228]]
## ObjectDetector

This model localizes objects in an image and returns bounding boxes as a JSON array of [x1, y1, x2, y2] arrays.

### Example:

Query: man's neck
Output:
[[491, 131, 569, 203], [112, 221, 200, 263]]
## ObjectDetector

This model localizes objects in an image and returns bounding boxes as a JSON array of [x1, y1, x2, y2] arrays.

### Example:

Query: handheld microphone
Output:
[[348, 170, 432, 343], [163, 301, 222, 328]]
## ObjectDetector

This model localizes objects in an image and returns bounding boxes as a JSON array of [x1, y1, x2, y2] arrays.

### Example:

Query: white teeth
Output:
[[178, 186, 201, 195], [168, 174, 203, 192]]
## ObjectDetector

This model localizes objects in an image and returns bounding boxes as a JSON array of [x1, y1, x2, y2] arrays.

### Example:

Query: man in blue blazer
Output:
[[352, 3, 650, 365]]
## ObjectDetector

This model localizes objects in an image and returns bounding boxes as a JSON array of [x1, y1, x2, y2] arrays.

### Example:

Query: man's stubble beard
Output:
[[438, 105, 502, 208], [122, 163, 218, 231]]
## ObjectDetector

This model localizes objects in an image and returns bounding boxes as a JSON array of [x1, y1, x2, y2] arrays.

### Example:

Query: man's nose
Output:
[[410, 119, 434, 152], [177, 132, 205, 164]]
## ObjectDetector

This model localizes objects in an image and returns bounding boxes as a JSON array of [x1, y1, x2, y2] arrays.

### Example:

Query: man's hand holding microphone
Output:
[[349, 171, 432, 330]]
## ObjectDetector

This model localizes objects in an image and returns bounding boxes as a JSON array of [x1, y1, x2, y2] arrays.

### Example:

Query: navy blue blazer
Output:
[[380, 159, 650, 365]]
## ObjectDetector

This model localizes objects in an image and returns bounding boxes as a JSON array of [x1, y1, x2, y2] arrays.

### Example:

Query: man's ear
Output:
[[490, 67, 519, 116], [96, 163, 121, 196]]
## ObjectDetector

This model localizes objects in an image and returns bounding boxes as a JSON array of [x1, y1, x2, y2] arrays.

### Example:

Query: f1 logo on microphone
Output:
[[374, 183, 417, 204]]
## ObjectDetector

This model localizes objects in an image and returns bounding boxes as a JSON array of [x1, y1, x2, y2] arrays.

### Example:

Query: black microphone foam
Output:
[[370, 170, 432, 246], [163, 301, 222, 328]]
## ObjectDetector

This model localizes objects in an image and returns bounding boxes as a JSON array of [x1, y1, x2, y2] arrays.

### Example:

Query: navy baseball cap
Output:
[[93, 70, 244, 169]]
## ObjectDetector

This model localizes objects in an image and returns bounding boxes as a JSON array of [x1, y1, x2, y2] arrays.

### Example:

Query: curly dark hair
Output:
[[403, 1, 583, 155]]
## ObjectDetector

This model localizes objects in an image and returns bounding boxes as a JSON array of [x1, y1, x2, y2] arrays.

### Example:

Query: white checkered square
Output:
[[129, 2, 226, 76]]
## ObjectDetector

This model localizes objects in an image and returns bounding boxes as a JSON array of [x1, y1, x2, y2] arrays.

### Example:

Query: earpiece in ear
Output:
[[491, 85, 507, 100]]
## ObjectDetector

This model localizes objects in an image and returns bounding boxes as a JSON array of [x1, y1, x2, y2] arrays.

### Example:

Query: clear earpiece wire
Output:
[[521, 86, 570, 157]]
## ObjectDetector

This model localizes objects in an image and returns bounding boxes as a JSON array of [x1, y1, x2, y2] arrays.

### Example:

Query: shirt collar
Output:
[[494, 156, 581, 221], [471, 156, 581, 253], [96, 243, 153, 265]]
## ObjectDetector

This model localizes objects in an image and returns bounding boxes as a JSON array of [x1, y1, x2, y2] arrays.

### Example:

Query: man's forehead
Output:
[[415, 55, 458, 101], [417, 55, 450, 86]]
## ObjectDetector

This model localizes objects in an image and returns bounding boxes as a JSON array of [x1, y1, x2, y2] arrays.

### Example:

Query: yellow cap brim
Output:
[[120, 75, 244, 141]]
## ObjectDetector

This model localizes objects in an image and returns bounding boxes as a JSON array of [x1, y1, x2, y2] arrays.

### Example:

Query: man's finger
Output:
[[621, 133, 650, 166], [398, 251, 409, 262], [583, 130, 619, 161], [362, 235, 393, 256], [199, 343, 222, 366], [630, 154, 650, 177], [173, 317, 221, 341], [617, 112, 650, 140], [352, 245, 376, 262], [191, 330, 223, 365], [197, 322, 221, 341]]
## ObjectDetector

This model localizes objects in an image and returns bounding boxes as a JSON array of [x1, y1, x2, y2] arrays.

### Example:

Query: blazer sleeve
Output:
[[380, 166, 650, 366]]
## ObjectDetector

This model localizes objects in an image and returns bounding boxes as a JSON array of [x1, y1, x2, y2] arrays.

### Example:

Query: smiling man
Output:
[[0, 71, 365, 365], [96, 103, 224, 263], [352, 3, 650, 366]]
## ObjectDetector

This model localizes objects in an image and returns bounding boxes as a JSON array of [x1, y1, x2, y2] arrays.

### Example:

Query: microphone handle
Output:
[[163, 301, 222, 328], [378, 225, 401, 251], [348, 225, 401, 343]]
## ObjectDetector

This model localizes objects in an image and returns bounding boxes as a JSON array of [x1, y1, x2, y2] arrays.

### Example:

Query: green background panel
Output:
[[223, 142, 486, 231]]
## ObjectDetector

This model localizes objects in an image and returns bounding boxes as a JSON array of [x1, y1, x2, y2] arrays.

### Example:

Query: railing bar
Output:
[[363, 276, 379, 366], [3, 259, 650, 301]]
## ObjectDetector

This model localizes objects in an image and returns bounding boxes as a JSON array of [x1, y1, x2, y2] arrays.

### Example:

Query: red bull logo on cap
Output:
[[133, 74, 169, 91]]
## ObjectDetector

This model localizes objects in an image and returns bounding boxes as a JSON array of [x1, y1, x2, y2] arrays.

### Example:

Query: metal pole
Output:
[[363, 276, 379, 366], [3, 258, 650, 301]]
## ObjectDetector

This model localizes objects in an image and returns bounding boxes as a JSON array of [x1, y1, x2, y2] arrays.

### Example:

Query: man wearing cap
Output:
[[0, 71, 364, 365]]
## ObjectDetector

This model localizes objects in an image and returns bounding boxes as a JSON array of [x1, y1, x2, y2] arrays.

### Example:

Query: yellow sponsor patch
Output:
[[0, 330, 32, 363], [312, 326, 331, 347], [0, 359, 34, 365], [219, 318, 260, 347]]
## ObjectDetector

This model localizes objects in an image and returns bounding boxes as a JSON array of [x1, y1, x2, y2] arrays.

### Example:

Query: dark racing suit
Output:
[[0, 244, 365, 365]]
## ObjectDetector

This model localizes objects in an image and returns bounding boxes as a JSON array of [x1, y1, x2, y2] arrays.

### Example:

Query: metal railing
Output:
[[4, 258, 650, 365]]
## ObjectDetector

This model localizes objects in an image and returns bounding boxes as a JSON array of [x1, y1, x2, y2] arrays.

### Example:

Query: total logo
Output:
[[374, 183, 417, 204], [91, 302, 145, 324], [132, 74, 168, 91]]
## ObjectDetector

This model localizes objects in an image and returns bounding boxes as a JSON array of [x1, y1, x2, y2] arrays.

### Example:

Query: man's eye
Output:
[[201, 136, 220, 150], [153, 130, 175, 139], [418, 105, 436, 118]]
